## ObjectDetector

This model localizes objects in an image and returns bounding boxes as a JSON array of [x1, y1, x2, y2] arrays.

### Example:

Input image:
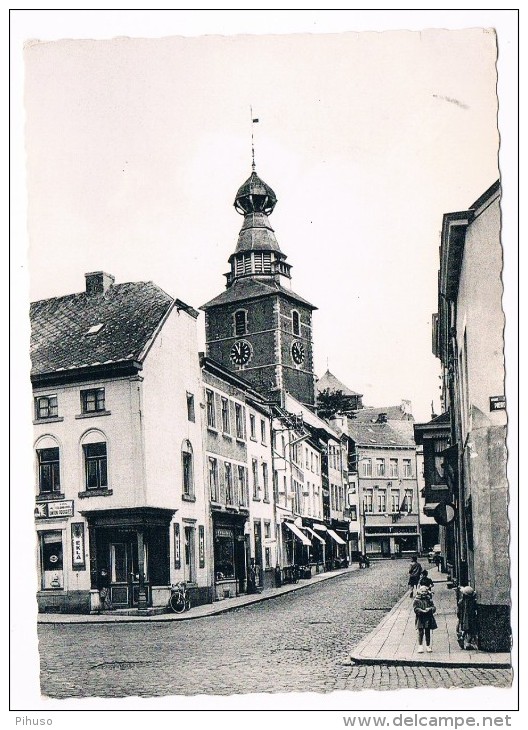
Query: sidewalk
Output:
[[350, 575, 511, 669], [38, 565, 358, 624]]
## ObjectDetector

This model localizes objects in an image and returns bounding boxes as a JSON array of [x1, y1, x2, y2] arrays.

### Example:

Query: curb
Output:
[[38, 565, 357, 625]]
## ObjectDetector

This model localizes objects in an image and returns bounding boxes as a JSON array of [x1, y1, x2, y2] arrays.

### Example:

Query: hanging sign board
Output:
[[489, 395, 506, 411], [433, 502, 456, 526]]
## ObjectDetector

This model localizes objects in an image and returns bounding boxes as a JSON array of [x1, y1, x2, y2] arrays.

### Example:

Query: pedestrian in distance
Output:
[[414, 584, 438, 653], [98, 567, 113, 611], [456, 585, 479, 650], [408, 555, 422, 598], [419, 569, 434, 593]]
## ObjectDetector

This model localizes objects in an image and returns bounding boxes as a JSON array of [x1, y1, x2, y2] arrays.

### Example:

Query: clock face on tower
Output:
[[230, 339, 253, 366], [291, 340, 305, 365]]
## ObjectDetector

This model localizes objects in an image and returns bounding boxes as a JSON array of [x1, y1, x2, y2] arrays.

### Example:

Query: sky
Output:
[[20, 19, 507, 424], [9, 7, 519, 719]]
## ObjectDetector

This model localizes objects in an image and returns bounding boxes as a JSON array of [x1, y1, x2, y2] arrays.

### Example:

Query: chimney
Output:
[[376, 413, 388, 424], [85, 271, 115, 295]]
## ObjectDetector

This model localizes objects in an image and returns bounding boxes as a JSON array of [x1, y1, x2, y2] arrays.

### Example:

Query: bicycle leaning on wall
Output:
[[169, 581, 191, 613]]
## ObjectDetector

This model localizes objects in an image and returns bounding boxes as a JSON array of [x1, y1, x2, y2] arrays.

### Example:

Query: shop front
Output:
[[364, 525, 420, 558], [302, 521, 326, 575], [212, 512, 248, 600], [82, 507, 175, 612], [326, 527, 347, 569], [281, 520, 311, 582]]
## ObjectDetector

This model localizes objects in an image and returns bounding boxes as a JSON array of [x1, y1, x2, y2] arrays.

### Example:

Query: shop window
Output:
[[181, 440, 194, 497], [39, 530, 63, 589], [214, 527, 235, 580], [209, 457, 219, 502], [81, 388, 105, 414], [83, 442, 107, 490], [186, 392, 195, 422], [206, 389, 216, 429], [37, 447, 61, 494], [34, 394, 58, 420]]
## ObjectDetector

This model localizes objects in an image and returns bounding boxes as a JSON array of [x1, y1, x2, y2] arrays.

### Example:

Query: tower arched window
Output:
[[181, 440, 194, 498], [292, 310, 300, 336], [234, 309, 247, 336]]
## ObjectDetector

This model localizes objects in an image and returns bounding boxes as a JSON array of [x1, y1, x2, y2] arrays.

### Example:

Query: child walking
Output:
[[414, 585, 438, 653]]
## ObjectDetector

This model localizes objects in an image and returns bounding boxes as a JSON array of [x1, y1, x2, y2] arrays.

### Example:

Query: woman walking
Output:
[[457, 586, 479, 650], [414, 585, 438, 653], [408, 555, 422, 598]]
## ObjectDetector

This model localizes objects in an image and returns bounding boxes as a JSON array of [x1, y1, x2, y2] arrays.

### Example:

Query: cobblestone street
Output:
[[38, 561, 512, 698]]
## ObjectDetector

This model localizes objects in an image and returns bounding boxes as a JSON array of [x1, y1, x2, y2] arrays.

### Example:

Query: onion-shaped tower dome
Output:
[[234, 171, 277, 215]]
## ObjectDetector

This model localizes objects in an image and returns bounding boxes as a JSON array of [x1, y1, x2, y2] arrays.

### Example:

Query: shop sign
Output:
[[71, 522, 86, 570], [173, 523, 181, 569], [215, 528, 233, 539], [198, 525, 205, 569], [490, 395, 506, 411], [35, 500, 74, 519]]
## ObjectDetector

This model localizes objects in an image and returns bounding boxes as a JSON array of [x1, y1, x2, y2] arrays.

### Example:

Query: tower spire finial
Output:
[[250, 106, 259, 171]]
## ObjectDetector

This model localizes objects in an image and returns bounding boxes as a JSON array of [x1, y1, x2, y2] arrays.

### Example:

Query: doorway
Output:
[[108, 534, 149, 607]]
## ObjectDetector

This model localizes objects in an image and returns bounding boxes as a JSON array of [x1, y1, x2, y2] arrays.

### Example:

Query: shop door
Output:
[[109, 536, 149, 607], [235, 535, 247, 594], [381, 537, 391, 557], [184, 526, 196, 583]]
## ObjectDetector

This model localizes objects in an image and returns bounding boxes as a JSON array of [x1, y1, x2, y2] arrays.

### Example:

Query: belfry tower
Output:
[[201, 167, 317, 406]]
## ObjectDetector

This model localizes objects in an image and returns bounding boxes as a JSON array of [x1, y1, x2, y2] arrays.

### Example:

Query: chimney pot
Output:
[[85, 271, 115, 295]]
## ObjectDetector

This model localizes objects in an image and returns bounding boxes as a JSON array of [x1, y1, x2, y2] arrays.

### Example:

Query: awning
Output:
[[303, 526, 325, 544], [424, 502, 440, 516], [327, 528, 346, 545], [313, 523, 327, 532], [283, 521, 311, 546]]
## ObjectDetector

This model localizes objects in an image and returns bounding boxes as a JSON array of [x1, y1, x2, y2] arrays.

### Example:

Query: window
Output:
[[221, 397, 230, 434], [83, 442, 107, 490], [225, 463, 233, 505], [262, 462, 269, 501], [338, 485, 344, 511], [265, 547, 272, 569], [264, 520, 271, 539], [391, 491, 400, 513], [81, 388, 105, 414], [39, 531, 64, 589], [208, 457, 219, 502], [363, 490, 373, 513], [389, 458, 399, 477], [186, 392, 195, 422], [349, 505, 357, 521], [37, 447, 61, 494], [35, 395, 58, 420], [234, 310, 247, 336], [311, 452, 314, 472], [260, 419, 267, 444], [235, 403, 245, 440], [181, 440, 194, 497], [238, 465, 248, 506], [403, 459, 413, 477], [252, 458, 259, 499], [206, 390, 216, 428], [376, 458, 385, 476], [250, 414, 256, 440], [377, 490, 386, 513], [214, 527, 235, 580], [362, 458, 372, 477], [315, 455, 319, 475], [404, 489, 414, 513], [292, 310, 300, 335]]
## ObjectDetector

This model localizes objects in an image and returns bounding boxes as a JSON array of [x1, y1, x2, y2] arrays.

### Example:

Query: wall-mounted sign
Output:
[[433, 501, 456, 526], [35, 500, 74, 519], [71, 522, 86, 570], [198, 525, 205, 569], [173, 523, 181, 569], [490, 395, 506, 412]]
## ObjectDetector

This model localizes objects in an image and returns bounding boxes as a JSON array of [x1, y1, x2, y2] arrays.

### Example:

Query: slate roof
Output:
[[346, 419, 416, 448], [350, 405, 414, 422], [30, 281, 176, 377], [315, 370, 362, 397], [201, 277, 316, 310], [233, 212, 281, 254]]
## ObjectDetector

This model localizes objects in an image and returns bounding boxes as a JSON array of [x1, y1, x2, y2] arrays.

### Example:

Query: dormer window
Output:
[[292, 310, 300, 335], [234, 310, 247, 336], [86, 323, 104, 335]]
